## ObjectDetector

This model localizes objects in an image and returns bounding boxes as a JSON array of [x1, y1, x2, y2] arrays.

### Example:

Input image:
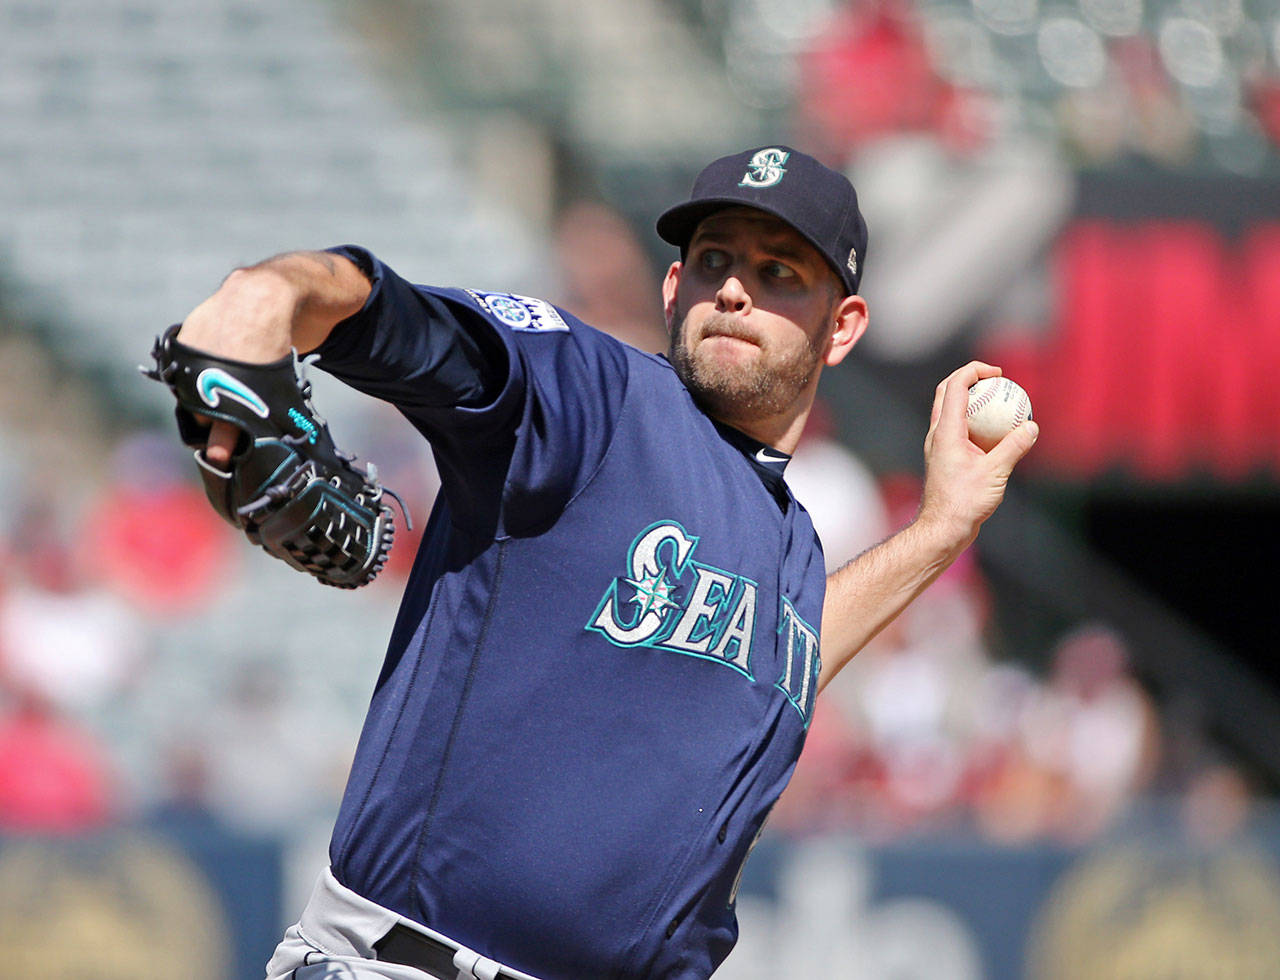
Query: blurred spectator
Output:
[[965, 661, 1058, 843], [973, 624, 1160, 844], [1250, 74, 1280, 152], [146, 738, 225, 837], [779, 534, 1163, 846], [1155, 691, 1259, 847], [1181, 762, 1253, 847], [771, 697, 883, 836], [796, 0, 988, 164], [79, 432, 234, 615], [1111, 37, 1199, 168], [1036, 625, 1159, 841], [0, 497, 144, 716], [552, 200, 667, 353], [838, 551, 993, 833], [0, 687, 114, 833]]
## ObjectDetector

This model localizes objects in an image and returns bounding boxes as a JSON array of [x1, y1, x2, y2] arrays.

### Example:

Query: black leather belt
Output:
[[373, 922, 531, 980]]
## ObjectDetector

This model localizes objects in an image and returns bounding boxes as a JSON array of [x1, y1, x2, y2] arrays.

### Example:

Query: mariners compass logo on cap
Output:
[[656, 144, 869, 296], [739, 148, 790, 189]]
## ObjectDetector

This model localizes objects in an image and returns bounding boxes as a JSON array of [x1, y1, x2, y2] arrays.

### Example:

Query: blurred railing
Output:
[[3, 802, 1279, 979]]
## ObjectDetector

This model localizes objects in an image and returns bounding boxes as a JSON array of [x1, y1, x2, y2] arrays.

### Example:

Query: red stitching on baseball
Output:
[[967, 383, 998, 418]]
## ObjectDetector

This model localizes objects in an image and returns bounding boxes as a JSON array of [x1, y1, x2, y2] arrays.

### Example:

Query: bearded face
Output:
[[659, 208, 855, 439], [667, 303, 828, 427]]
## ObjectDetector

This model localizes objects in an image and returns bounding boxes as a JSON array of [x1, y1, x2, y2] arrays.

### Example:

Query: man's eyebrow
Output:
[[690, 225, 814, 264], [757, 240, 810, 263]]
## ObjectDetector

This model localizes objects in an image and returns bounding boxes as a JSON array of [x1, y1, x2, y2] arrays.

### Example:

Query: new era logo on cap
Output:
[[656, 144, 869, 296]]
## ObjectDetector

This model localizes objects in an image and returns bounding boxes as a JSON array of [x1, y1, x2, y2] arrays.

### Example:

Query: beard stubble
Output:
[[668, 308, 826, 426]]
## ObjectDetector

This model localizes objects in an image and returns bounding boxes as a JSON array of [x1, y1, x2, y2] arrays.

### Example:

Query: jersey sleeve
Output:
[[314, 245, 517, 417], [313, 245, 631, 535]]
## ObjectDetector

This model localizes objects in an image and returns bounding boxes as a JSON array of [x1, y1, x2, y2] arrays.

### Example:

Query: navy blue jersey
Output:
[[316, 246, 827, 979]]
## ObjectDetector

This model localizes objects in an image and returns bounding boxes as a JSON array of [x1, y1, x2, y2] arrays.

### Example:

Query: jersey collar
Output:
[[713, 421, 793, 510], [659, 354, 794, 507]]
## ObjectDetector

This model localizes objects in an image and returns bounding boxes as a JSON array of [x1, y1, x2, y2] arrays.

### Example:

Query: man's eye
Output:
[[698, 249, 729, 272], [764, 262, 797, 280]]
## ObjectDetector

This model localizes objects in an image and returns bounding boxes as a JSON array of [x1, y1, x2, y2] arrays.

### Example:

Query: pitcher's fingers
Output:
[[929, 376, 947, 431], [931, 361, 1001, 429], [203, 420, 241, 471], [988, 419, 1040, 471], [937, 366, 980, 438]]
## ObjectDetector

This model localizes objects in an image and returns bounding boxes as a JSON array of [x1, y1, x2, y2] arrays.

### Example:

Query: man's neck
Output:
[[711, 405, 811, 456]]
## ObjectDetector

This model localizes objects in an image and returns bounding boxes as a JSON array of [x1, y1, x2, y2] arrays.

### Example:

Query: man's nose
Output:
[[715, 276, 752, 314]]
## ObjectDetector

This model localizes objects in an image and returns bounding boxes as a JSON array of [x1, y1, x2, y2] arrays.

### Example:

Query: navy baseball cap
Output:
[[656, 145, 869, 295]]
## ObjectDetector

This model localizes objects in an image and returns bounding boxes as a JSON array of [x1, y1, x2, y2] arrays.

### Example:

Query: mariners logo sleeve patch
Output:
[[466, 290, 570, 333]]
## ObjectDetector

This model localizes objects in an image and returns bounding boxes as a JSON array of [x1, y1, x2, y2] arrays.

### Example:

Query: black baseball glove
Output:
[[143, 323, 407, 589]]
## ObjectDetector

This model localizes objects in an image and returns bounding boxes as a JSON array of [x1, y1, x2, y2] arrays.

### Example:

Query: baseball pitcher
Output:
[[148, 146, 1036, 979]]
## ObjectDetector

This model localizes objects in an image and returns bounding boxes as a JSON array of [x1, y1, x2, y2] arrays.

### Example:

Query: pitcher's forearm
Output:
[[815, 361, 1039, 694], [818, 515, 970, 692], [178, 251, 371, 360]]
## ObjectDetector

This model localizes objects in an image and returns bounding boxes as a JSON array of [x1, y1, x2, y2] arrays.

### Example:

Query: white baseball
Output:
[[966, 377, 1033, 451]]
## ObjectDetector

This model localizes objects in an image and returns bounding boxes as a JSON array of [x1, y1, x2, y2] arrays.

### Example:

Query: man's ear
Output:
[[823, 294, 868, 367], [661, 261, 682, 333]]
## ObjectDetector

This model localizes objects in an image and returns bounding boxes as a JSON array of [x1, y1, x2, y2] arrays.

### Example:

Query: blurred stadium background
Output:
[[2, 0, 1280, 976]]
